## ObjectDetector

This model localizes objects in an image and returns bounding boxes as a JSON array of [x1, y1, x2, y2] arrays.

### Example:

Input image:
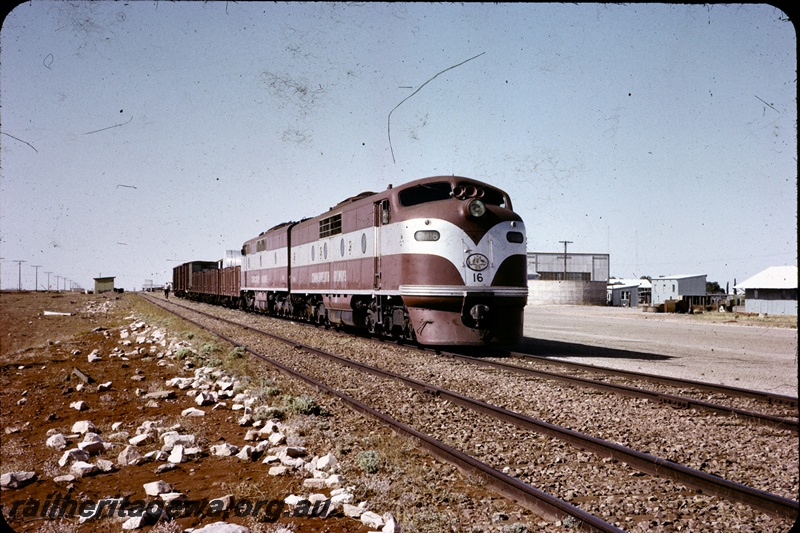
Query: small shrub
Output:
[[355, 450, 381, 474], [228, 346, 246, 359], [174, 348, 194, 360], [282, 394, 326, 416]]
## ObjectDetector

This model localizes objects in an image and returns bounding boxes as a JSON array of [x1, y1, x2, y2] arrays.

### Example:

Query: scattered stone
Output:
[[118, 446, 142, 467], [70, 461, 98, 478], [121, 515, 147, 530], [361, 510, 384, 529], [97, 381, 112, 391], [95, 459, 116, 473], [268, 466, 289, 476], [195, 391, 216, 406], [303, 478, 326, 490], [181, 407, 205, 417], [192, 522, 251, 533], [143, 390, 175, 400], [87, 350, 102, 363], [342, 503, 365, 519], [1, 471, 37, 489], [235, 445, 255, 461], [69, 400, 89, 411], [143, 479, 172, 496], [317, 452, 338, 471], [53, 474, 76, 484], [71, 420, 98, 434], [268, 432, 286, 446], [129, 433, 152, 446], [162, 433, 196, 451], [46, 433, 68, 450], [211, 443, 239, 456], [155, 463, 178, 474], [168, 445, 185, 464], [58, 448, 90, 467]]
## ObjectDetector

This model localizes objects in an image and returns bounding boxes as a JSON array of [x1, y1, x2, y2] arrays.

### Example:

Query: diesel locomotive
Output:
[[172, 176, 528, 345]]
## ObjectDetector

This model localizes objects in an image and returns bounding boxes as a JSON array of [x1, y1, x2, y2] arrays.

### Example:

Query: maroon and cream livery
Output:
[[175, 176, 528, 345]]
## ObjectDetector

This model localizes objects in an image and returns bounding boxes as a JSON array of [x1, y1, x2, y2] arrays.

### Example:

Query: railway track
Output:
[[143, 294, 798, 531], [429, 350, 798, 433]]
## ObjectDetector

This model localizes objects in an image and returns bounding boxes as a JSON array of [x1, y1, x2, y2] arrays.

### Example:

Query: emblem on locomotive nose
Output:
[[466, 253, 489, 271]]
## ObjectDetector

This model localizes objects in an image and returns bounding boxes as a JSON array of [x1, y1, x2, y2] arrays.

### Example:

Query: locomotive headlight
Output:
[[467, 199, 486, 218]]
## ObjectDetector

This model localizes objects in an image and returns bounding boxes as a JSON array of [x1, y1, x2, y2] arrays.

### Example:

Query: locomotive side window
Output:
[[319, 214, 342, 238]]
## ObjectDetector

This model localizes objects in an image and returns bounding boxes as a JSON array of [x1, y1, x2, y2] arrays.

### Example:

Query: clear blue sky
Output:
[[1, 2, 796, 291]]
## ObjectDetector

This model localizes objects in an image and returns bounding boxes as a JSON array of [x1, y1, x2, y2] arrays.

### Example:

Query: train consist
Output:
[[172, 176, 528, 345]]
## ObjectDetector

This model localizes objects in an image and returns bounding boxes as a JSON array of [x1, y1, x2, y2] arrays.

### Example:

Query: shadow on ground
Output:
[[514, 337, 675, 361]]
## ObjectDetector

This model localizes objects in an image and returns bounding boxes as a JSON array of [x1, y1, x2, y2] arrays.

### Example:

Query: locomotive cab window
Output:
[[398, 182, 453, 206]]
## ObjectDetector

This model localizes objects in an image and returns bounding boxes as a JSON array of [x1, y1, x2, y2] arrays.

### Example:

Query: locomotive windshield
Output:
[[398, 181, 509, 208]]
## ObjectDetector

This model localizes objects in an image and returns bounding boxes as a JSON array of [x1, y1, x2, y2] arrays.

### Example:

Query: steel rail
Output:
[[146, 295, 799, 521], [142, 295, 622, 532], [435, 351, 798, 432], [505, 350, 798, 409]]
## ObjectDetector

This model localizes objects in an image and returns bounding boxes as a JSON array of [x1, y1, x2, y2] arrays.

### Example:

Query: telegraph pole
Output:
[[31, 265, 42, 291], [13, 260, 26, 291], [45, 272, 52, 292], [559, 241, 572, 279]]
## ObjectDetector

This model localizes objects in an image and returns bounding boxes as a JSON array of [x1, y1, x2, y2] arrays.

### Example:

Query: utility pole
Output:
[[559, 241, 572, 280], [31, 265, 42, 292], [45, 272, 52, 291], [13, 260, 26, 291], [55, 275, 61, 293]]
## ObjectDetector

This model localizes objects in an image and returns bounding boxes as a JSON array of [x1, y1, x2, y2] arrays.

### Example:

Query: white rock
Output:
[[343, 503, 364, 518], [192, 522, 251, 533], [129, 433, 152, 446], [143, 480, 172, 496], [195, 391, 216, 406], [77, 439, 105, 455], [70, 461, 98, 478], [361, 510, 384, 529], [181, 407, 205, 417], [382, 513, 397, 533], [95, 459, 116, 473], [111, 422, 123, 431], [303, 478, 326, 489], [0, 471, 37, 489], [121, 516, 146, 530], [316, 453, 338, 471], [211, 443, 239, 456], [168, 444, 185, 464], [243, 429, 260, 441], [46, 433, 68, 450], [161, 433, 195, 451], [87, 350, 102, 362], [70, 400, 88, 411], [268, 432, 286, 445], [235, 445, 255, 461], [117, 446, 142, 466], [71, 420, 98, 434], [97, 382, 112, 391], [268, 466, 289, 476], [325, 474, 344, 487], [58, 448, 90, 467]]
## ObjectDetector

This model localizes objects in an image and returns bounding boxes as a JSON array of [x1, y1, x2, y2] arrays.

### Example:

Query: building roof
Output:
[[608, 278, 652, 289], [734, 266, 798, 290], [651, 274, 706, 280]]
